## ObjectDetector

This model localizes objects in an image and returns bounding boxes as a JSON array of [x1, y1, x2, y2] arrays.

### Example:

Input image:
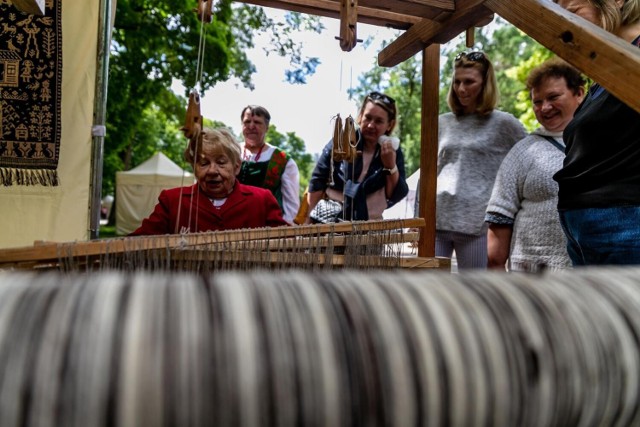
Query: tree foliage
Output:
[[266, 126, 314, 195], [506, 48, 555, 130], [104, 1, 322, 196]]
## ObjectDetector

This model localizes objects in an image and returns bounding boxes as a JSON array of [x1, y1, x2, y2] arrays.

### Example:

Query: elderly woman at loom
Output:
[[131, 128, 287, 236], [304, 91, 409, 223]]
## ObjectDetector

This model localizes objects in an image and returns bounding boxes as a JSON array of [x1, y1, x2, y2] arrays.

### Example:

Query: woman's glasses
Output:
[[455, 51, 487, 63], [367, 91, 396, 106]]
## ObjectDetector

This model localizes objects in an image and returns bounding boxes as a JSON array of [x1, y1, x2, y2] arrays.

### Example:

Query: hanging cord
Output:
[[347, 64, 357, 221], [346, 131, 361, 221], [175, 2, 211, 234], [194, 8, 207, 89]]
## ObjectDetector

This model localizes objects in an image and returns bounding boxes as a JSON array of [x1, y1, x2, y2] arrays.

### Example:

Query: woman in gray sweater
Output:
[[436, 51, 526, 269], [485, 58, 585, 272]]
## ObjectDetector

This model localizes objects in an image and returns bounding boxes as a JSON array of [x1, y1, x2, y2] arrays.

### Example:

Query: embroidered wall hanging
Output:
[[0, 0, 62, 186]]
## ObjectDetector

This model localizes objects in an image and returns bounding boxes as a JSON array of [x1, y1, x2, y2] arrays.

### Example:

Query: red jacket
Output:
[[131, 182, 288, 236]]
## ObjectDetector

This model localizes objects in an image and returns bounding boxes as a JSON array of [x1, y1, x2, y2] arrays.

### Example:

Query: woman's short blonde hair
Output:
[[184, 128, 241, 165], [553, 0, 640, 33], [447, 51, 499, 116]]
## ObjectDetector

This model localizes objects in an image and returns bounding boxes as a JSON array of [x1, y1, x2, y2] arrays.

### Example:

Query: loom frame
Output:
[[230, 0, 640, 258]]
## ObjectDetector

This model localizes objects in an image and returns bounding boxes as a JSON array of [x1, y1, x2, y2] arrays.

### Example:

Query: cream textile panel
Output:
[[0, 0, 97, 249]]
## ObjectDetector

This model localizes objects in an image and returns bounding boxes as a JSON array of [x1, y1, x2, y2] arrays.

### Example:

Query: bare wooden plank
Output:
[[378, 0, 491, 66], [400, 256, 451, 269], [360, 0, 454, 18], [418, 45, 440, 258], [10, 0, 45, 15], [485, 0, 640, 114], [235, 0, 423, 29]]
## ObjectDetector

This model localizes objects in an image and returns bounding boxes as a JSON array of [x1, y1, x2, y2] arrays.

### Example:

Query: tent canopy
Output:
[[116, 152, 193, 235], [383, 169, 420, 220]]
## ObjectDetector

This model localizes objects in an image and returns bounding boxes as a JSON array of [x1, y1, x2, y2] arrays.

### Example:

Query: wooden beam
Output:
[[10, 0, 45, 15], [337, 0, 358, 52], [485, 0, 640, 114], [0, 219, 426, 266], [418, 45, 439, 258], [378, 0, 490, 67], [360, 0, 454, 18], [235, 0, 423, 29]]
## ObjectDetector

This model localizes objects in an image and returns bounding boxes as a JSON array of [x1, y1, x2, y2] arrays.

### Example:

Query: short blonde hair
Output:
[[184, 128, 241, 165], [447, 51, 499, 116]]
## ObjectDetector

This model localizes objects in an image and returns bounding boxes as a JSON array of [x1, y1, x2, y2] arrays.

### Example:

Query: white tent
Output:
[[116, 152, 193, 235], [383, 169, 420, 220]]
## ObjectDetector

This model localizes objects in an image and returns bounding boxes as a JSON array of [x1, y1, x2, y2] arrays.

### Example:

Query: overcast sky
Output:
[[194, 9, 399, 156]]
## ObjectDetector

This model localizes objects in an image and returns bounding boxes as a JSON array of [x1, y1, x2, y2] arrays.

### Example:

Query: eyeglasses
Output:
[[367, 91, 396, 106], [455, 51, 487, 63]]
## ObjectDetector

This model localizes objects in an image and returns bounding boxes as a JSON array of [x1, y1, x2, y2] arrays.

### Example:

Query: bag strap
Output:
[[541, 135, 564, 152]]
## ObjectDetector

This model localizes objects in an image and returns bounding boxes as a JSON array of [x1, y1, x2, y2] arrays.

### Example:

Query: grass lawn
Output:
[[99, 225, 118, 239]]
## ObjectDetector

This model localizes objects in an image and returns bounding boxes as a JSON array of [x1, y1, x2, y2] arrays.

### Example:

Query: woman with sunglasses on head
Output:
[[552, 0, 640, 265], [435, 51, 526, 270], [304, 92, 408, 223]]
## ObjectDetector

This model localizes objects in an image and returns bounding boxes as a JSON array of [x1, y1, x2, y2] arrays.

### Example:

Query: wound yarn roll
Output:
[[0, 268, 639, 426]]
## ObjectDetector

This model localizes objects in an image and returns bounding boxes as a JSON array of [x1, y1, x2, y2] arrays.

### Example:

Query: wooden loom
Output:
[[0, 1, 454, 273], [4, 0, 637, 269], [0, 219, 450, 272], [234, 0, 640, 259]]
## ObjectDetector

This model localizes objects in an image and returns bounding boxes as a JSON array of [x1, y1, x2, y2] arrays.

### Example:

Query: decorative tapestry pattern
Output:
[[0, 0, 62, 186]]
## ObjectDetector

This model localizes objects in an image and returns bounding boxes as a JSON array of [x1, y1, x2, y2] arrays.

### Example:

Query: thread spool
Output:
[[0, 268, 639, 425]]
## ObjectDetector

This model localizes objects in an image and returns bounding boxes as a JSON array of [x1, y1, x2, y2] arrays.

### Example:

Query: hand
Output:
[[380, 140, 397, 169]]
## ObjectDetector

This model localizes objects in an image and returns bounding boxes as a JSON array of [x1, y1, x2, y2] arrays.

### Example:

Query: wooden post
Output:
[[466, 27, 475, 47], [337, 0, 359, 51], [418, 44, 440, 258]]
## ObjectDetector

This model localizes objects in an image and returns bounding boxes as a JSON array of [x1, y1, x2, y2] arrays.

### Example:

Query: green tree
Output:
[[105, 1, 323, 196], [506, 48, 555, 130], [266, 126, 314, 195]]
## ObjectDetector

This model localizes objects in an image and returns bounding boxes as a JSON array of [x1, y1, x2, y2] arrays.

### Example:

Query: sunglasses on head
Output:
[[367, 91, 396, 106], [455, 51, 487, 63]]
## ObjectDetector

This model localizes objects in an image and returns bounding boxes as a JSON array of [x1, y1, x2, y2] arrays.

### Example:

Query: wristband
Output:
[[383, 165, 398, 176]]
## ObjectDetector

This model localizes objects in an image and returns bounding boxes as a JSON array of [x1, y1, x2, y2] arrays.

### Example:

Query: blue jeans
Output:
[[559, 206, 640, 266]]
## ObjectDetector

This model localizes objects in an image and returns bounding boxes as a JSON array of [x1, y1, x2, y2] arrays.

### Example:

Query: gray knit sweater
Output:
[[436, 111, 526, 235], [485, 128, 572, 271]]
